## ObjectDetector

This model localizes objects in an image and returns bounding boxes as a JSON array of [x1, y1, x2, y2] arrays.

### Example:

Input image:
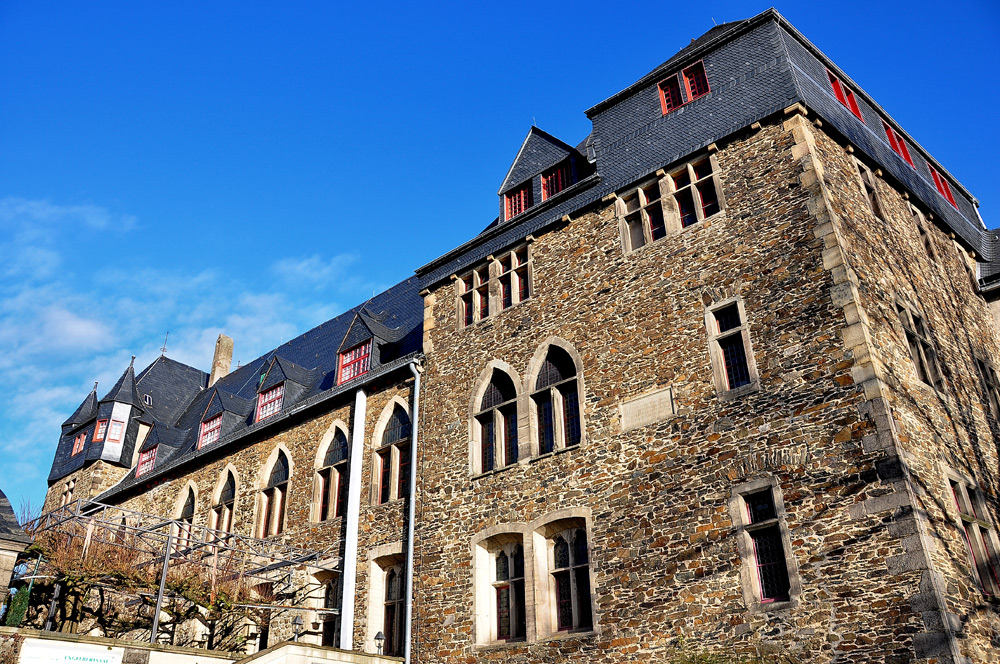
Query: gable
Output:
[[498, 127, 580, 195]]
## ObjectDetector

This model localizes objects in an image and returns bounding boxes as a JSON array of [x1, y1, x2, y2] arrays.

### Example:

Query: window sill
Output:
[[471, 461, 521, 481], [528, 444, 580, 465], [460, 297, 532, 332], [312, 516, 345, 528], [717, 380, 760, 402], [474, 638, 528, 651], [747, 596, 797, 614], [540, 628, 598, 643]]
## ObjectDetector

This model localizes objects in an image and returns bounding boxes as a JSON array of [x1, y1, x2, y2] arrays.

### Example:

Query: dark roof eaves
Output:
[[94, 352, 423, 502], [415, 173, 602, 279]]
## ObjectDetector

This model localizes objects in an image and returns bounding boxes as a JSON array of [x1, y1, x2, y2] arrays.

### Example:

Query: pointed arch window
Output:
[[213, 472, 236, 534], [477, 371, 519, 473], [177, 488, 195, 552], [319, 429, 350, 521], [551, 529, 592, 631], [376, 406, 412, 504], [532, 346, 582, 455], [494, 544, 526, 640], [261, 451, 290, 537]]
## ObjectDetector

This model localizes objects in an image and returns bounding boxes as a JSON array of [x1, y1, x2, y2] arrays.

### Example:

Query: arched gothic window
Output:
[[319, 429, 350, 521], [383, 566, 406, 656], [551, 528, 592, 631], [494, 544, 526, 640], [261, 451, 289, 537], [477, 371, 519, 473], [177, 488, 195, 551], [532, 346, 582, 454], [213, 471, 236, 534], [376, 406, 411, 504]]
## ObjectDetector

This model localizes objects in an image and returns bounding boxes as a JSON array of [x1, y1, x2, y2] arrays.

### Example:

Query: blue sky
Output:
[[2, 0, 998, 512]]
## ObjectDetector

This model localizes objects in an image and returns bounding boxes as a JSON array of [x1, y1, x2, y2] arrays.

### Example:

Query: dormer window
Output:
[[71, 431, 87, 456], [143, 394, 153, 406], [658, 61, 710, 115], [108, 420, 125, 443], [827, 70, 863, 122], [94, 420, 108, 442], [928, 164, 958, 208], [505, 183, 533, 221], [256, 383, 284, 422], [339, 340, 372, 384], [682, 62, 709, 101], [542, 161, 573, 200], [199, 414, 223, 449], [136, 446, 157, 477]]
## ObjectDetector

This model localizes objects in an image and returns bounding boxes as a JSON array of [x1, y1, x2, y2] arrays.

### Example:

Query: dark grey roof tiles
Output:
[[499, 127, 584, 195], [100, 362, 143, 409], [135, 356, 209, 427], [0, 489, 31, 544], [62, 387, 98, 427]]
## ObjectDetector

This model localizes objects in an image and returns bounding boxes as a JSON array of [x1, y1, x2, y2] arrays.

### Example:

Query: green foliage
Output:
[[4, 586, 30, 627]]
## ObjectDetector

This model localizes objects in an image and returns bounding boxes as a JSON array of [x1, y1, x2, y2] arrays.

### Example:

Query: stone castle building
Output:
[[37, 9, 1000, 663]]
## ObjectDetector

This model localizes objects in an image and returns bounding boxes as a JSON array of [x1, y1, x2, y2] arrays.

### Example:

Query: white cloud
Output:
[[271, 253, 361, 289], [40, 307, 112, 351], [0, 197, 135, 232]]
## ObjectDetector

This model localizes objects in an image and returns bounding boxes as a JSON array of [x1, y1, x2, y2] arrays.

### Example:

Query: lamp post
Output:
[[292, 615, 303, 642], [374, 630, 386, 655]]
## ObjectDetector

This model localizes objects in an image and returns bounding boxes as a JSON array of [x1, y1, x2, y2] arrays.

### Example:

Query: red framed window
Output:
[[505, 183, 533, 220], [881, 120, 914, 167], [658, 75, 683, 114], [682, 61, 710, 101], [94, 420, 108, 442], [928, 163, 958, 208], [199, 414, 222, 449], [826, 70, 863, 122], [339, 340, 372, 384], [107, 420, 125, 443], [71, 431, 87, 456], [136, 446, 157, 477], [256, 383, 284, 422], [542, 161, 572, 200]]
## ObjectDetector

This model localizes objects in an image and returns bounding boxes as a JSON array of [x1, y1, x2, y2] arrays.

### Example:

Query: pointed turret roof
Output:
[[0, 488, 31, 545], [101, 357, 143, 408], [62, 383, 98, 427]]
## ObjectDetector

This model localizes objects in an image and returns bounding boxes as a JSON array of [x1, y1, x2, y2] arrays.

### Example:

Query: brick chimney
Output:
[[210, 334, 234, 386]]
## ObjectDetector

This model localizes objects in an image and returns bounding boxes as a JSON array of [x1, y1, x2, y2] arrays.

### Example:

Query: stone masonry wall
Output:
[[805, 116, 1000, 662], [413, 113, 933, 663]]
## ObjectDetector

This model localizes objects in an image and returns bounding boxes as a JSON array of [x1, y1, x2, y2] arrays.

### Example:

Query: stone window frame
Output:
[[853, 157, 885, 222], [472, 527, 530, 646], [174, 483, 197, 552], [532, 510, 597, 639], [256, 445, 293, 538], [211, 465, 239, 534], [943, 467, 1000, 596], [314, 420, 351, 522], [973, 354, 1000, 419], [60, 479, 75, 507], [470, 508, 597, 649], [908, 202, 938, 261], [727, 476, 801, 613], [617, 153, 725, 254], [371, 398, 412, 505], [366, 542, 405, 656], [893, 299, 946, 393], [703, 295, 760, 401], [469, 361, 526, 476], [455, 241, 534, 329], [524, 339, 587, 457]]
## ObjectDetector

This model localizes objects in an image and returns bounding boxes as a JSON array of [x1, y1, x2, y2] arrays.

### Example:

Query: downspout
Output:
[[403, 360, 423, 664], [339, 387, 368, 650]]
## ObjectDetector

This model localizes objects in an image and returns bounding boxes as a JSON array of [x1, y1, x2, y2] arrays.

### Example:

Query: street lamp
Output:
[[292, 615, 303, 642], [374, 631, 386, 655]]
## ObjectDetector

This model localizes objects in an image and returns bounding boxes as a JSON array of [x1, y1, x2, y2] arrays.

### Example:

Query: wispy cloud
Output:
[[0, 196, 136, 232]]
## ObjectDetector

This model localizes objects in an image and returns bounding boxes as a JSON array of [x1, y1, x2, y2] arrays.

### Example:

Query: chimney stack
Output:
[[210, 334, 234, 386]]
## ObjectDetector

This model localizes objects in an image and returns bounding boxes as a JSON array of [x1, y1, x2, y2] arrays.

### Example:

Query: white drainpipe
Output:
[[403, 360, 422, 664], [339, 387, 367, 650]]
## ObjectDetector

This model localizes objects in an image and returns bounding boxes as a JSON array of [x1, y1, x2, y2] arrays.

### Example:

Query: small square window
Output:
[[542, 161, 573, 200], [136, 446, 157, 477], [928, 163, 958, 208], [827, 70, 863, 122], [682, 61, 710, 101], [94, 420, 108, 442], [198, 414, 222, 449], [505, 183, 533, 220], [339, 340, 372, 384], [107, 420, 125, 443], [658, 76, 683, 114], [256, 383, 284, 422]]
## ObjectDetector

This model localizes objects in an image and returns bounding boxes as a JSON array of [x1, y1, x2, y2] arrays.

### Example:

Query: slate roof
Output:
[[0, 488, 31, 545], [499, 127, 587, 195], [100, 361, 143, 408], [83, 275, 423, 499], [416, 8, 993, 291], [136, 356, 209, 427], [62, 387, 98, 428]]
